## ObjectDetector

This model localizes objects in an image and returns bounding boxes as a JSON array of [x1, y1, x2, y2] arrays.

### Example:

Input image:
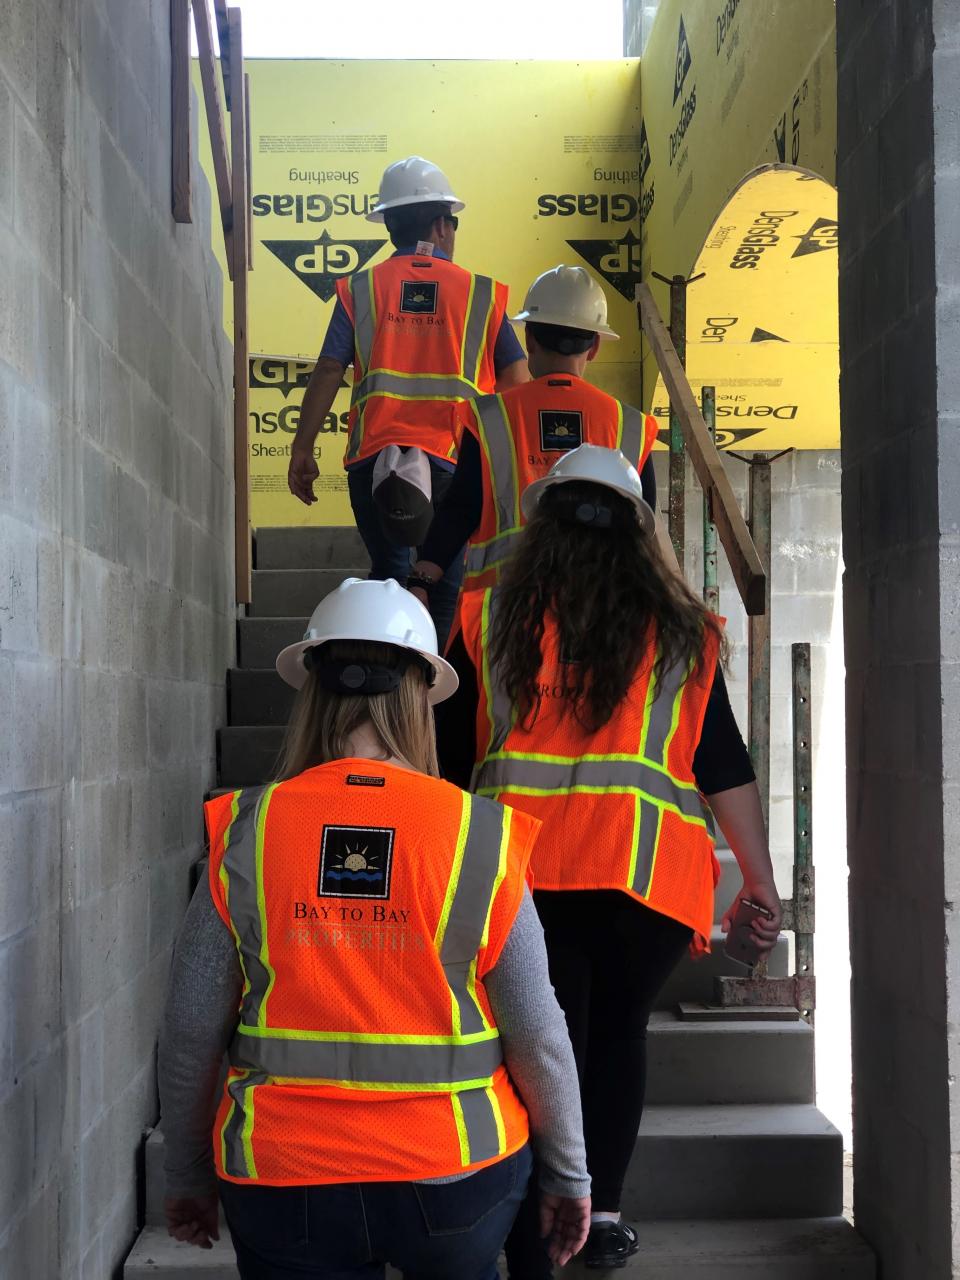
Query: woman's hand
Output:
[[540, 1193, 592, 1266], [164, 1193, 220, 1249], [722, 877, 782, 952]]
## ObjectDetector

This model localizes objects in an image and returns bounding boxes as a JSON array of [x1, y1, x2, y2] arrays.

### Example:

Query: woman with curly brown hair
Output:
[[436, 445, 781, 1275]]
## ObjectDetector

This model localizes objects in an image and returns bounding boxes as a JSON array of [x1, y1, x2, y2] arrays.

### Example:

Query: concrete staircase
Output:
[[124, 527, 874, 1279]]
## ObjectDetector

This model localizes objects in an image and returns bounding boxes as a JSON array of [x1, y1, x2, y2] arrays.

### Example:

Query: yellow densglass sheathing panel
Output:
[[196, 59, 643, 527]]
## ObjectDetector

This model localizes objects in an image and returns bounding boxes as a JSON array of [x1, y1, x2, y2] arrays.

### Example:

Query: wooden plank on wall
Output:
[[193, 0, 234, 276], [245, 71, 253, 268], [215, 0, 232, 109], [636, 283, 766, 615], [229, 7, 251, 604], [170, 0, 192, 222]]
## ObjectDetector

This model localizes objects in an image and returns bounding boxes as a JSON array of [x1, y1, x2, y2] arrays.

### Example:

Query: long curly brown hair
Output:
[[489, 481, 727, 732]]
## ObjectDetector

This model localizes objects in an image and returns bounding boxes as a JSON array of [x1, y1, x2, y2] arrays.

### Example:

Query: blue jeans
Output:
[[219, 1144, 532, 1280], [346, 455, 465, 653]]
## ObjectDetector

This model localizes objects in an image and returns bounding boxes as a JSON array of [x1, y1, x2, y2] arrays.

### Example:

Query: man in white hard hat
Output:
[[288, 156, 528, 650], [408, 265, 662, 605]]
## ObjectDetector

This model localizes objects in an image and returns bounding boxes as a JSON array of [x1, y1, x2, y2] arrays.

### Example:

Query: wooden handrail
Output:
[[229, 8, 252, 604], [193, 0, 234, 277], [170, 0, 191, 222], [636, 283, 766, 616]]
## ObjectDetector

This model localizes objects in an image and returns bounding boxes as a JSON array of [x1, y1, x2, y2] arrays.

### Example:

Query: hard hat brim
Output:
[[511, 309, 620, 340], [276, 632, 459, 703], [521, 474, 656, 534], [366, 194, 466, 223]]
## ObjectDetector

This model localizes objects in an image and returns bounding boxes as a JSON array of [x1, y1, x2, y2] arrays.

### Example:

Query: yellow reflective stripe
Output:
[[219, 793, 251, 1001], [435, 792, 473, 952], [459, 275, 477, 378], [484, 747, 702, 785], [451, 1093, 471, 1165], [240, 1084, 258, 1178], [637, 654, 658, 757], [435, 793, 473, 1037], [480, 805, 512, 950], [487, 1085, 507, 1155], [220, 1097, 235, 1172], [642, 806, 666, 899], [263, 1074, 498, 1094], [474, 782, 709, 829], [254, 784, 279, 1030], [615, 400, 624, 451], [625, 793, 644, 890], [662, 659, 693, 763], [235, 1024, 499, 1047]]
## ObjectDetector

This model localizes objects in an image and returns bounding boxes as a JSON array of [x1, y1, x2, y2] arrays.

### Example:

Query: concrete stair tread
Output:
[[124, 1227, 238, 1276], [565, 1218, 873, 1277], [254, 525, 369, 570], [250, 569, 369, 617], [638, 1102, 839, 1139]]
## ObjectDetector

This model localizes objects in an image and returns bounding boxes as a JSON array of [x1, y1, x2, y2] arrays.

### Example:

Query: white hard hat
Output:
[[521, 444, 655, 534], [276, 578, 458, 704], [512, 265, 619, 340], [368, 156, 465, 223]]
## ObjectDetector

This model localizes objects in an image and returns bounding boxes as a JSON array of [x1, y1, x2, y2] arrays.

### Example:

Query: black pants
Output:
[[505, 891, 692, 1279]]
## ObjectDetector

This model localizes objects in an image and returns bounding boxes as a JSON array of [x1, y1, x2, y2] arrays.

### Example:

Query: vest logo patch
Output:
[[346, 774, 386, 787], [319, 825, 394, 899], [400, 280, 438, 314], [539, 410, 584, 452]]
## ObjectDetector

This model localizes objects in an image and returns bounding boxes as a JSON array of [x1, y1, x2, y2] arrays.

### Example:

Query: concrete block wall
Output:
[[0, 1, 234, 1275], [838, 0, 960, 1273]]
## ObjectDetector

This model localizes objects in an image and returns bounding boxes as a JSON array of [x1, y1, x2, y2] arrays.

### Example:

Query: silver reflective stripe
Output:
[[440, 797, 506, 1036], [630, 800, 663, 897], [472, 757, 706, 823], [459, 1087, 501, 1164], [642, 655, 689, 766], [483, 591, 515, 755], [221, 1069, 268, 1179], [462, 275, 495, 383], [352, 271, 375, 373], [465, 530, 524, 577], [222, 786, 273, 1028], [353, 370, 478, 402], [229, 1030, 502, 1085], [474, 394, 518, 534], [619, 404, 645, 466], [346, 402, 365, 461]]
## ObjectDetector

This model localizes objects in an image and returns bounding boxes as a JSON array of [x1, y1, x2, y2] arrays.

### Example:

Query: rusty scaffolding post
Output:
[[701, 386, 719, 613], [747, 455, 772, 825], [792, 642, 815, 1022]]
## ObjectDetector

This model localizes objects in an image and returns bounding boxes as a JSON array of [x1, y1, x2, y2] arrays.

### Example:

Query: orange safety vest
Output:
[[459, 377, 658, 591], [206, 758, 537, 1186], [460, 590, 721, 948], [337, 256, 508, 467]]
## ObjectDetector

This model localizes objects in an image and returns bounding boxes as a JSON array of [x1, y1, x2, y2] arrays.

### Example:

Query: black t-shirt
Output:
[[435, 630, 755, 796]]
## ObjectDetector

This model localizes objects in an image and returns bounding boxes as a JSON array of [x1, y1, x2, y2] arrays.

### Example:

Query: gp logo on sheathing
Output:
[[567, 228, 642, 302], [792, 218, 839, 258], [319, 825, 395, 900], [262, 230, 386, 302], [540, 410, 583, 452], [639, 120, 652, 182], [400, 280, 438, 315], [673, 15, 692, 103]]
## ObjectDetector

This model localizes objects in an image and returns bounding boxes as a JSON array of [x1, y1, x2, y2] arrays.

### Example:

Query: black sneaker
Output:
[[583, 1220, 640, 1269]]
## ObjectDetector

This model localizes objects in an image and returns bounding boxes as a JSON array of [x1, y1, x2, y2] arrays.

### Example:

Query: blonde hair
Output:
[[276, 640, 439, 780]]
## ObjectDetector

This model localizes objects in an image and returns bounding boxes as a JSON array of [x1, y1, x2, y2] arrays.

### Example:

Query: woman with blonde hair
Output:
[[158, 579, 590, 1279]]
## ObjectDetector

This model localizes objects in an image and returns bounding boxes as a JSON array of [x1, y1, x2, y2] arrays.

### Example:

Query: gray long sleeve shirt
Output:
[[158, 880, 590, 1200]]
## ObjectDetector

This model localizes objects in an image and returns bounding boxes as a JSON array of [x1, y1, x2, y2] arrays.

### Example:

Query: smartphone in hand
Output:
[[724, 897, 775, 968]]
